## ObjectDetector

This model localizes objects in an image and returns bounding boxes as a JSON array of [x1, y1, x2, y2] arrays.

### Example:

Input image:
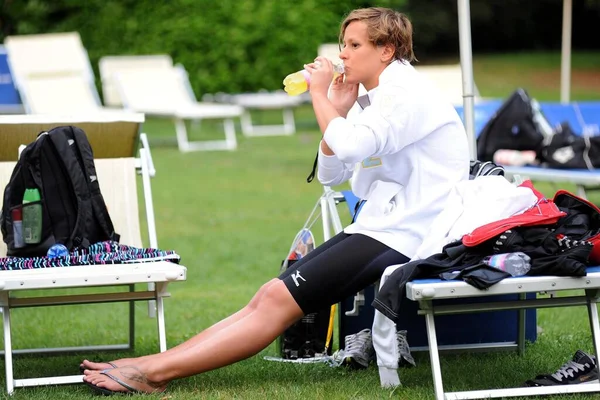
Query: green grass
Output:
[[2, 51, 600, 399], [472, 51, 600, 101]]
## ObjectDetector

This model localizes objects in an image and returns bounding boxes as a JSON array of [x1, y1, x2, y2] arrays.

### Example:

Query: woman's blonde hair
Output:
[[339, 7, 416, 62]]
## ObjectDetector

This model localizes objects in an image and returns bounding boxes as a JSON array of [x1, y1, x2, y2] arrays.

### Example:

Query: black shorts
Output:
[[279, 232, 409, 314]]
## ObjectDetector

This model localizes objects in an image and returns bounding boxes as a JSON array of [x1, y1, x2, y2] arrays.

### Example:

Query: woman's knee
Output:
[[247, 279, 280, 310], [257, 280, 303, 323]]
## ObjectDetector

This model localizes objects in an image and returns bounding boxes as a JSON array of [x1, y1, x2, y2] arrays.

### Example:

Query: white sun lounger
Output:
[[113, 62, 243, 152], [3, 32, 104, 114]]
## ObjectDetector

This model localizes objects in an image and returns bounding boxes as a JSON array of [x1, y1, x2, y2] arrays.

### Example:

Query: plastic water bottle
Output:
[[11, 207, 25, 248], [483, 252, 531, 276], [22, 188, 42, 244], [283, 63, 345, 96]]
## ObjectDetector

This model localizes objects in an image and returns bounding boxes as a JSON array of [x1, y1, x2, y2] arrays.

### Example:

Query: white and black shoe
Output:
[[333, 329, 374, 369], [525, 350, 599, 386]]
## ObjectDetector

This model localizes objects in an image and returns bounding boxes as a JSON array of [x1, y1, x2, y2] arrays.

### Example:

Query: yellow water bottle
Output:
[[283, 63, 344, 96]]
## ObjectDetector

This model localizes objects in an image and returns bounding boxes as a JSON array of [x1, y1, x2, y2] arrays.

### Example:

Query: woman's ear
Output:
[[381, 44, 395, 63]]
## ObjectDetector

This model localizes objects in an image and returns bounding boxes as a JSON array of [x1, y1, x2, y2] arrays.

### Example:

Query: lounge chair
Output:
[[109, 59, 243, 152], [0, 115, 187, 394], [3, 32, 103, 114]]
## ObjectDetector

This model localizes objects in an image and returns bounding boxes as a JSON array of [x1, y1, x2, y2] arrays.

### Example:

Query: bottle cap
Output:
[[11, 207, 22, 221], [47, 244, 69, 258], [23, 188, 41, 203]]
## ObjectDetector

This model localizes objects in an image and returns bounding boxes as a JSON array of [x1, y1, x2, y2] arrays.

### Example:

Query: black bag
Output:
[[540, 122, 600, 170], [0, 126, 119, 257], [477, 88, 548, 162], [278, 259, 333, 359]]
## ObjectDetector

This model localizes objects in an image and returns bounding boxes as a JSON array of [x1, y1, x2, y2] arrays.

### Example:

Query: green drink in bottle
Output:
[[22, 188, 42, 244]]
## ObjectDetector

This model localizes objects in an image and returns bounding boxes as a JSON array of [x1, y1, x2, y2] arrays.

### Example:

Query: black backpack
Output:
[[476, 88, 549, 162], [0, 126, 119, 257]]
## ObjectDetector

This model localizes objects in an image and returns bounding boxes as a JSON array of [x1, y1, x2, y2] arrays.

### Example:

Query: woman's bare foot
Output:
[[83, 365, 167, 395], [80, 358, 136, 372]]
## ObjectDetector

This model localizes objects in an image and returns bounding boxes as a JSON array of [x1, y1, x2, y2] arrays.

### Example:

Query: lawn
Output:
[[2, 51, 600, 400]]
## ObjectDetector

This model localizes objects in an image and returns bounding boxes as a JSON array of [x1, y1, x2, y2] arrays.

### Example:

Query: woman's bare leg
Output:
[[84, 280, 303, 393], [81, 279, 281, 371]]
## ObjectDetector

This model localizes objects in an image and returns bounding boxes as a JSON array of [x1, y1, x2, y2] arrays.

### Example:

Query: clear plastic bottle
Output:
[[283, 63, 345, 96], [483, 252, 531, 276], [22, 188, 42, 244]]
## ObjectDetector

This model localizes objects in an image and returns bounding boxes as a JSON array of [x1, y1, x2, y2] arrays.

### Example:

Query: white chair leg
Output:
[[2, 298, 14, 395], [586, 290, 600, 360], [240, 111, 254, 136], [156, 283, 168, 353], [174, 118, 190, 152], [518, 293, 526, 355], [223, 118, 238, 150], [128, 285, 136, 350], [175, 117, 237, 152], [283, 108, 296, 135], [424, 307, 445, 400]]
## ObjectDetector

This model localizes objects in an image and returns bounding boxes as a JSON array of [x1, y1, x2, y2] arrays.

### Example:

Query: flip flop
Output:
[[84, 369, 142, 396], [79, 361, 118, 374]]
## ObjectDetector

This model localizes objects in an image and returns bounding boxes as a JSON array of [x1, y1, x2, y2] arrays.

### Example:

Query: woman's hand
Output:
[[305, 57, 358, 117], [329, 73, 359, 117], [304, 57, 333, 98]]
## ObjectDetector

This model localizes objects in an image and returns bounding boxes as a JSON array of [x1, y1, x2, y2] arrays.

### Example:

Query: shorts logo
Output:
[[291, 271, 306, 287]]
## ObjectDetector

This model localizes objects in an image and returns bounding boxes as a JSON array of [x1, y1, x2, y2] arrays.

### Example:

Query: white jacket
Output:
[[372, 176, 539, 387], [317, 60, 470, 259]]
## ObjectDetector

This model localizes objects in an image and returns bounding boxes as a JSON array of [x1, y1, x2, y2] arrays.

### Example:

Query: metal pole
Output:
[[560, 0, 573, 104], [457, 0, 476, 160]]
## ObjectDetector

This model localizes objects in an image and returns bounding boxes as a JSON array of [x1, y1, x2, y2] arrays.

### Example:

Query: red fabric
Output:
[[462, 180, 566, 247]]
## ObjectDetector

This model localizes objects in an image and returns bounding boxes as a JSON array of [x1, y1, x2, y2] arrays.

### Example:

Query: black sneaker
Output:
[[525, 350, 599, 386]]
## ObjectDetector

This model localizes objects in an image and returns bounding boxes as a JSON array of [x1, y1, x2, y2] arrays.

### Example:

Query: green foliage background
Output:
[[1, 0, 405, 96], [0, 0, 599, 96]]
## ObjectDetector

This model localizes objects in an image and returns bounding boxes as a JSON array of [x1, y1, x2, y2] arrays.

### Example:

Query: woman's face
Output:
[[339, 20, 392, 91]]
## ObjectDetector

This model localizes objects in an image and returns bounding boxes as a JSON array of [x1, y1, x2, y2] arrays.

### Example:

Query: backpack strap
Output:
[[68, 126, 120, 243], [47, 127, 91, 248]]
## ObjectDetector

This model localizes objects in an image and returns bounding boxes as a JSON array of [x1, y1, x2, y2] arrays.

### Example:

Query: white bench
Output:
[[406, 267, 600, 399]]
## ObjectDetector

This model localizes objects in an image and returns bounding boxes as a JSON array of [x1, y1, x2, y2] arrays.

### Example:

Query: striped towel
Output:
[[0, 241, 180, 270]]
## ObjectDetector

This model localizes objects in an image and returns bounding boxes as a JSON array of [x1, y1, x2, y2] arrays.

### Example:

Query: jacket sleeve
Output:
[[317, 144, 354, 187]]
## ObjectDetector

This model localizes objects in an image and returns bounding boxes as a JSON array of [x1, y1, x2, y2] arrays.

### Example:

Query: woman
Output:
[[82, 7, 469, 395]]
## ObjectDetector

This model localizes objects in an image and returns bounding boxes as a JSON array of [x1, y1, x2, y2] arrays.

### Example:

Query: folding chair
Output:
[[3, 32, 103, 114], [0, 116, 187, 394], [113, 62, 243, 152], [406, 269, 600, 399], [99, 55, 175, 108]]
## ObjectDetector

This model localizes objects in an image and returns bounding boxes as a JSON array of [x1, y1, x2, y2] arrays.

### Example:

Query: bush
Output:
[[1, 0, 400, 96]]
